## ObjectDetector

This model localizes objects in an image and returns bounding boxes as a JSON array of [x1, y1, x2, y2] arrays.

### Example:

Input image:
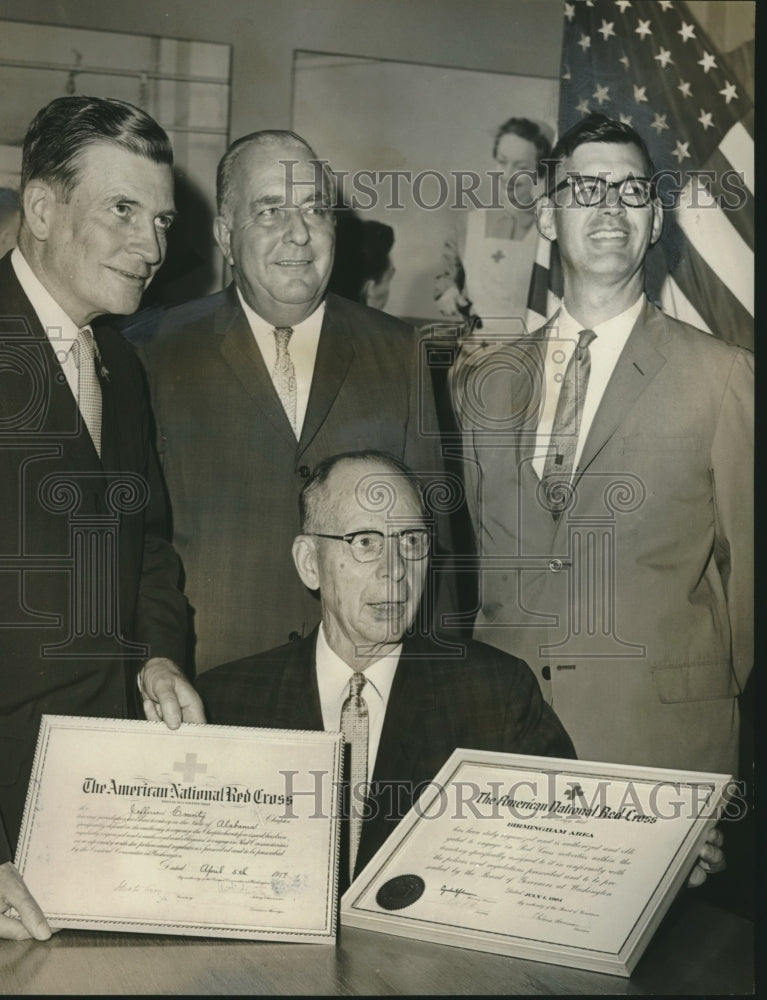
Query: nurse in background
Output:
[[434, 117, 552, 332]]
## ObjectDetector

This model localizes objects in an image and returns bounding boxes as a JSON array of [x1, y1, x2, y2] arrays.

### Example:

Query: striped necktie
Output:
[[541, 328, 596, 517]]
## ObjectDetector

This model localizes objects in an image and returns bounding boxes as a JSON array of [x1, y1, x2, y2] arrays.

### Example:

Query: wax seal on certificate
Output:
[[376, 874, 425, 910]]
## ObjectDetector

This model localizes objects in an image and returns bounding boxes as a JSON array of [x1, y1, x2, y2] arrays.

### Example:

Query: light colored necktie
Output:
[[71, 326, 102, 457], [340, 671, 369, 881], [272, 326, 297, 434], [542, 328, 596, 517]]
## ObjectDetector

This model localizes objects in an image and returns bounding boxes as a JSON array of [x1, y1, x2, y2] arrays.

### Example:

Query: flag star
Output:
[[578, 32, 592, 51], [672, 140, 690, 163], [615, 0, 632, 12], [658, 0, 673, 10], [677, 79, 692, 97], [598, 19, 616, 40], [697, 109, 714, 131], [650, 112, 669, 133], [698, 51, 717, 73], [619, 112, 633, 125], [619, 53, 630, 69], [635, 18, 652, 39], [564, 1, 575, 22], [719, 81, 738, 103], [678, 21, 696, 41], [562, 66, 572, 81], [654, 47, 673, 68], [633, 84, 648, 103], [593, 83, 610, 104], [576, 97, 591, 115]]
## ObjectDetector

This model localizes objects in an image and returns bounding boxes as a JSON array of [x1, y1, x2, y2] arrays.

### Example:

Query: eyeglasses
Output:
[[308, 529, 431, 563], [550, 174, 654, 207]]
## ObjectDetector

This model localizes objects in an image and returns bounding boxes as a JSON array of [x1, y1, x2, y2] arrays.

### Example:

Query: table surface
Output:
[[0, 895, 753, 996]]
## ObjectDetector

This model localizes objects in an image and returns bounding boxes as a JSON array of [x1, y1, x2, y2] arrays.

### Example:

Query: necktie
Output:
[[340, 672, 369, 882], [541, 329, 596, 517], [272, 326, 297, 434], [72, 326, 102, 457]]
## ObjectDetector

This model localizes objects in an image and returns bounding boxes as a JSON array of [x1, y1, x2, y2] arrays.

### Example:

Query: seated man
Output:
[[197, 450, 724, 889]]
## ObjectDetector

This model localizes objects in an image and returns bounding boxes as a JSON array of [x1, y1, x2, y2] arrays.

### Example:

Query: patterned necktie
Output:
[[542, 329, 597, 517], [71, 326, 102, 457], [340, 672, 369, 882], [272, 326, 297, 434]]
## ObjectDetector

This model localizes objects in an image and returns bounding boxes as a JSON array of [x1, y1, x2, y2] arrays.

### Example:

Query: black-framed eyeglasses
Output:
[[550, 174, 654, 207], [308, 529, 430, 563]]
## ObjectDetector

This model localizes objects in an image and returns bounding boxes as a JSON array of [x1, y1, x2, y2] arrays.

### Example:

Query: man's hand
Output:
[[0, 862, 51, 941], [687, 826, 726, 888], [139, 657, 206, 729], [436, 285, 469, 318]]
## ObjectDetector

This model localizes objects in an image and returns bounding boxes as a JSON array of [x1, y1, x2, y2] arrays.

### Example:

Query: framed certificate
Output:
[[341, 750, 732, 976], [15, 715, 343, 942]]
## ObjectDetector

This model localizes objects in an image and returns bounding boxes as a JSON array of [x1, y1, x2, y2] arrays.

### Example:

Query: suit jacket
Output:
[[137, 287, 450, 673], [461, 299, 753, 774], [197, 629, 575, 885], [0, 253, 187, 862]]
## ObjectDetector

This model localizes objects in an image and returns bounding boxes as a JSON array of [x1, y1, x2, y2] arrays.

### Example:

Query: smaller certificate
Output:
[[341, 750, 732, 976], [15, 715, 343, 942]]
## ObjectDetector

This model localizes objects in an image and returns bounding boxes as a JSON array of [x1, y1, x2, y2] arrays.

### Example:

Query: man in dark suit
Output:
[[0, 97, 203, 941], [136, 131, 450, 675], [198, 451, 575, 886], [459, 115, 753, 775]]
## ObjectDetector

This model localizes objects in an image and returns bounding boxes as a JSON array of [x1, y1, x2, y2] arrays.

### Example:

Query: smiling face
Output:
[[292, 458, 428, 670], [214, 138, 335, 327], [537, 141, 662, 299], [24, 142, 175, 326]]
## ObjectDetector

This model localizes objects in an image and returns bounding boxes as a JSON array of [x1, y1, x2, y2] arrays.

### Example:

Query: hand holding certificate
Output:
[[15, 716, 343, 942], [341, 750, 734, 976]]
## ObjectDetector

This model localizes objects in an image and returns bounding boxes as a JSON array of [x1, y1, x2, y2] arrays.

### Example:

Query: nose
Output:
[[379, 536, 407, 582], [282, 209, 311, 245], [601, 185, 626, 212], [132, 218, 164, 266]]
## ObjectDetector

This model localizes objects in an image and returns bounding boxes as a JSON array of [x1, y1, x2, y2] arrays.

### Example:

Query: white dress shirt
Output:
[[532, 296, 644, 479], [11, 246, 83, 400], [237, 289, 323, 438], [315, 623, 400, 777]]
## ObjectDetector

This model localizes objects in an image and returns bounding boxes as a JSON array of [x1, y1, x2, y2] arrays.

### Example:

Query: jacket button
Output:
[[548, 558, 563, 572], [541, 666, 551, 681], [298, 466, 311, 479], [288, 631, 301, 642]]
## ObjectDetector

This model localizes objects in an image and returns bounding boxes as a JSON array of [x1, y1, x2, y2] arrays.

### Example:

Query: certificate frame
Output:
[[341, 749, 732, 976], [16, 715, 343, 943]]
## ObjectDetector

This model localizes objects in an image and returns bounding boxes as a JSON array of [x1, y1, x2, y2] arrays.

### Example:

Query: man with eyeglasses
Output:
[[196, 450, 575, 887], [461, 114, 753, 776]]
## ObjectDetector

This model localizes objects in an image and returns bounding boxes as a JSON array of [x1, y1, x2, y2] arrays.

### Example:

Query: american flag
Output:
[[527, 0, 753, 350]]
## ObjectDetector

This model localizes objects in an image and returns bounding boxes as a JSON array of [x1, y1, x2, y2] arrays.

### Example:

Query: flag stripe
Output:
[[659, 275, 712, 335], [703, 148, 754, 251], [671, 241, 753, 348], [718, 121, 754, 196]]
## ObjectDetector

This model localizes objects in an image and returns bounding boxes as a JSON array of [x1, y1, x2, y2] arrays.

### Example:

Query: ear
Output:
[[292, 535, 320, 592], [649, 198, 664, 247], [213, 214, 234, 265], [535, 195, 557, 243], [22, 181, 56, 242], [360, 278, 375, 306]]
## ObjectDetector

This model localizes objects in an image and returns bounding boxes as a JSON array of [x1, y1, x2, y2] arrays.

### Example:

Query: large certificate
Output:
[[15, 715, 343, 942], [341, 750, 732, 976]]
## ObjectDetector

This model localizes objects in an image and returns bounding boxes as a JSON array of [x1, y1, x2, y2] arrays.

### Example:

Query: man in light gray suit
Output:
[[460, 114, 753, 775]]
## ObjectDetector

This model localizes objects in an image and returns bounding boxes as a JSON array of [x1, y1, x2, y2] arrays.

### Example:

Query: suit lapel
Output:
[[269, 632, 324, 731], [298, 296, 354, 455], [573, 299, 669, 484], [216, 286, 298, 449]]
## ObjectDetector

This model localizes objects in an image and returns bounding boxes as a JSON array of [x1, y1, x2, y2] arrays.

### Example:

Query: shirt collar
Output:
[[11, 246, 80, 349], [557, 295, 644, 355], [236, 288, 326, 340], [316, 621, 400, 705]]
